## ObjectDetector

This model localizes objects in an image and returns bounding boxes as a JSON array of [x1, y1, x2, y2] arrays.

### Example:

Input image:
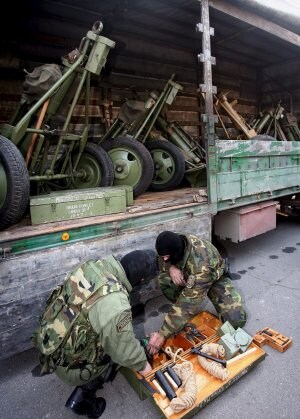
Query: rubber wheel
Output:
[[251, 135, 276, 141], [102, 136, 154, 198], [72, 143, 114, 188], [146, 139, 186, 191], [0, 135, 30, 229]]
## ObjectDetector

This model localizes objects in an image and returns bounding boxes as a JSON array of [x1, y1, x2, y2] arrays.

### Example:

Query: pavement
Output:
[[0, 215, 299, 419]]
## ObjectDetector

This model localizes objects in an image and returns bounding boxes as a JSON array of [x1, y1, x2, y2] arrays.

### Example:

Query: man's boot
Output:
[[65, 387, 106, 418]]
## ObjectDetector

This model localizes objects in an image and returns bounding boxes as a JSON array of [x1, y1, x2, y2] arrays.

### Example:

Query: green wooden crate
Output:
[[30, 187, 127, 224], [45, 185, 133, 205], [102, 185, 134, 206]]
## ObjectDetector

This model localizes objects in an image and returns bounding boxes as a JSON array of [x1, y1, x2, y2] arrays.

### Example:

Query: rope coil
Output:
[[197, 343, 229, 381], [165, 346, 197, 413]]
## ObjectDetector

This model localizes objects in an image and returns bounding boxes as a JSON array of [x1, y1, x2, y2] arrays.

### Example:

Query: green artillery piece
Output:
[[249, 104, 300, 141], [155, 117, 206, 187], [0, 21, 115, 229], [99, 75, 206, 194], [214, 92, 276, 141], [281, 113, 300, 141], [249, 102, 287, 140]]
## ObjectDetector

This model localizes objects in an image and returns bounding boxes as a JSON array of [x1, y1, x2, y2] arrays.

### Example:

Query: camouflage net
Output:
[[165, 347, 197, 413], [197, 343, 229, 381]]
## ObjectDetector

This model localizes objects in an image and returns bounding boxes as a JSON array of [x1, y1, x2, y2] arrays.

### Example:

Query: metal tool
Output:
[[191, 347, 227, 367], [184, 322, 207, 343]]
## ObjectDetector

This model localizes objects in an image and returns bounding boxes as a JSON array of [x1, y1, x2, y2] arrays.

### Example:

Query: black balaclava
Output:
[[155, 231, 185, 264], [120, 249, 159, 288]]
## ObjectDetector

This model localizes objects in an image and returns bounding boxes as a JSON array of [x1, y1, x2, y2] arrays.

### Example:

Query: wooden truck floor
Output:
[[0, 187, 208, 243]]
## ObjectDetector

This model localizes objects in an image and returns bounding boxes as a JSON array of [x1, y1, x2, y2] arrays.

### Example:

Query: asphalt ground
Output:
[[0, 215, 299, 419]]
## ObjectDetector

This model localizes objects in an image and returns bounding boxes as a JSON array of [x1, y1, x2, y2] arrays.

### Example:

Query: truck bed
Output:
[[0, 187, 207, 244]]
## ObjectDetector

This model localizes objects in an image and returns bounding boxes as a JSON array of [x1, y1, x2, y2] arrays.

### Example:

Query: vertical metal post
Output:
[[289, 94, 293, 114], [196, 0, 218, 213], [256, 68, 263, 114]]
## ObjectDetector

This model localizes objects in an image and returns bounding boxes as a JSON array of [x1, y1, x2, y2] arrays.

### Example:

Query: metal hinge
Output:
[[0, 247, 12, 260]]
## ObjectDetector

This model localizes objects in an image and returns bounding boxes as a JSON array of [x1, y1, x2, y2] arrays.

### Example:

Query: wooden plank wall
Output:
[[0, 41, 298, 140], [0, 74, 256, 142], [0, 77, 201, 140], [213, 56, 257, 139], [261, 58, 300, 120], [0, 79, 23, 126], [69, 77, 201, 140]]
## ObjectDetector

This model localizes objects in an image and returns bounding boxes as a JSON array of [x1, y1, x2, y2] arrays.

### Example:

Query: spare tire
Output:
[[0, 135, 30, 229]]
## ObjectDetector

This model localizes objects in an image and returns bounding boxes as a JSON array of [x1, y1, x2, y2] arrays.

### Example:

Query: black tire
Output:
[[71, 143, 114, 188], [146, 139, 186, 191], [251, 135, 276, 141], [0, 135, 30, 229], [102, 136, 154, 198]]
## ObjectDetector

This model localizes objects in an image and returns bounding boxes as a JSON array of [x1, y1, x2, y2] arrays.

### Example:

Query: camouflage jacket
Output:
[[158, 234, 225, 338], [32, 256, 147, 381], [88, 258, 147, 372]]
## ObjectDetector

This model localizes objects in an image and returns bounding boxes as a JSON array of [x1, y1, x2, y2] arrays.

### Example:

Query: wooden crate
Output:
[[121, 312, 266, 418], [30, 187, 127, 224]]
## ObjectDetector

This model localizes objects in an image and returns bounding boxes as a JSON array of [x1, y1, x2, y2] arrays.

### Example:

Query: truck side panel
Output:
[[0, 205, 211, 359], [216, 140, 300, 210]]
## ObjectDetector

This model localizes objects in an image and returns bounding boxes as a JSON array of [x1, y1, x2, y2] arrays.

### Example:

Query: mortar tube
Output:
[[157, 116, 201, 164], [12, 39, 90, 145]]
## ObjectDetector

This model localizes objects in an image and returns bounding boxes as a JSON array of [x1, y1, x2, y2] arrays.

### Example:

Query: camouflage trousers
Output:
[[55, 363, 108, 387], [159, 274, 247, 329]]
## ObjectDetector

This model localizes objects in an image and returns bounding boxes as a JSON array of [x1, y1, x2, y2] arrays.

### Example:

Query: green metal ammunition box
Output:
[[216, 321, 236, 337], [218, 332, 240, 359], [30, 187, 127, 224], [233, 328, 253, 353]]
